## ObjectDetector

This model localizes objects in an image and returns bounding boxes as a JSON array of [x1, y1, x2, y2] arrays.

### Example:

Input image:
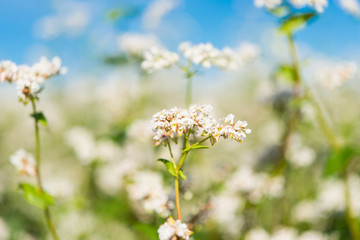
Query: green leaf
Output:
[[179, 169, 187, 180], [274, 64, 297, 83], [278, 13, 316, 35], [182, 145, 210, 153], [30, 112, 47, 126], [106, 7, 141, 21], [158, 158, 177, 177], [134, 223, 158, 240], [324, 146, 358, 177], [104, 54, 129, 65], [19, 183, 54, 209]]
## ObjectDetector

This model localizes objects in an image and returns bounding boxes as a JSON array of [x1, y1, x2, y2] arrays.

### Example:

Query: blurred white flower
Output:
[[179, 42, 220, 68], [141, 47, 179, 73], [298, 231, 329, 240], [44, 177, 76, 199], [339, 0, 360, 15], [318, 178, 345, 212], [289, 0, 328, 12], [245, 228, 270, 240], [254, 0, 282, 9], [142, 0, 180, 29], [271, 227, 298, 240], [0, 218, 9, 240], [210, 193, 244, 225], [95, 140, 122, 162], [316, 62, 357, 89], [158, 216, 193, 240], [287, 135, 316, 168], [9, 149, 36, 177], [65, 127, 97, 164], [117, 33, 160, 57], [127, 119, 153, 142], [292, 200, 322, 223], [127, 171, 171, 217]]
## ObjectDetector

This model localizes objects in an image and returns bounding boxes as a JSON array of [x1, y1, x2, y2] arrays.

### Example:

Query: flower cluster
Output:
[[157, 216, 193, 240], [141, 47, 179, 73], [127, 171, 172, 217], [9, 149, 37, 177], [339, 0, 360, 16], [316, 62, 357, 89], [254, 0, 282, 9], [0, 57, 66, 104], [141, 42, 259, 73], [117, 33, 160, 58], [151, 104, 251, 146]]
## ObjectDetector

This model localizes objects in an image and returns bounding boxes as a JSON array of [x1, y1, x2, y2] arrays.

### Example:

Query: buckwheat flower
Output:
[[292, 200, 322, 223], [0, 60, 17, 83], [317, 178, 345, 212], [254, 0, 282, 9], [158, 216, 193, 240], [339, 0, 360, 16], [127, 171, 172, 217], [271, 227, 298, 240], [316, 62, 357, 89], [290, 0, 310, 8], [9, 149, 36, 177], [245, 228, 270, 240], [298, 231, 329, 240], [236, 43, 260, 65], [141, 47, 179, 73], [179, 42, 220, 68], [308, 0, 328, 12], [117, 33, 160, 57]]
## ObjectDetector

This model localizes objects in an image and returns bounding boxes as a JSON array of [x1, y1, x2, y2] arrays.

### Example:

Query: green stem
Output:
[[31, 99, 60, 240], [174, 176, 182, 220], [344, 170, 360, 240]]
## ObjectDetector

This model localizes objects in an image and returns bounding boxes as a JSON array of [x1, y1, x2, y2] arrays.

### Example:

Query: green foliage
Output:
[[278, 13, 316, 35], [274, 64, 297, 83], [179, 169, 187, 180], [269, 5, 290, 17], [182, 145, 210, 153], [158, 158, 177, 177], [18, 183, 54, 209], [134, 223, 158, 240], [324, 146, 359, 177], [106, 6, 141, 21], [30, 112, 47, 126], [104, 54, 130, 66]]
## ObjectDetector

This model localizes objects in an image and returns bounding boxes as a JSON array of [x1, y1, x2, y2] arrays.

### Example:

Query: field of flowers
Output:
[[1, 0, 360, 239]]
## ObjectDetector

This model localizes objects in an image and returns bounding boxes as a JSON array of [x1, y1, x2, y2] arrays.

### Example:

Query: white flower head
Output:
[[158, 217, 193, 240], [117, 33, 160, 57], [179, 41, 220, 68], [289, 0, 328, 12], [245, 228, 270, 240], [9, 149, 36, 177], [254, 0, 282, 9], [141, 47, 179, 73], [316, 62, 357, 89]]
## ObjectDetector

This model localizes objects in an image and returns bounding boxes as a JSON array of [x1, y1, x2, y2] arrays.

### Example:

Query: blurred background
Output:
[[1, 0, 360, 239]]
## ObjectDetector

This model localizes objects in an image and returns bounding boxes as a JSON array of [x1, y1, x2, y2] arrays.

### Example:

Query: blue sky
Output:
[[0, 0, 359, 74]]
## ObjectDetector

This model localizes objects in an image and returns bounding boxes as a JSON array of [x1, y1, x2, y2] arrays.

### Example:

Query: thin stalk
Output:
[[31, 99, 60, 240], [185, 75, 192, 108], [344, 170, 360, 240], [174, 176, 182, 221]]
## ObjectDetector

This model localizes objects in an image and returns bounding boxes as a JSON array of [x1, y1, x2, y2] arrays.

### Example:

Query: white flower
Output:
[[339, 0, 360, 16], [317, 178, 345, 212], [292, 200, 322, 223], [298, 231, 329, 240], [158, 217, 193, 240], [179, 42, 220, 68], [0, 57, 66, 104], [271, 227, 298, 240], [127, 171, 171, 217], [151, 104, 251, 146], [209, 193, 243, 225], [245, 228, 270, 240], [117, 33, 160, 57], [254, 0, 282, 9], [316, 62, 357, 89], [289, 0, 328, 12], [141, 47, 179, 73], [9, 149, 36, 177]]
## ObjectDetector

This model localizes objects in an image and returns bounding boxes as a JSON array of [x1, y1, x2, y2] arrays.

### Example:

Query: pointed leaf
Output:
[[179, 169, 187, 180], [324, 146, 358, 177], [182, 145, 210, 153], [278, 13, 317, 35], [30, 112, 47, 126], [158, 159, 177, 177], [19, 183, 54, 209]]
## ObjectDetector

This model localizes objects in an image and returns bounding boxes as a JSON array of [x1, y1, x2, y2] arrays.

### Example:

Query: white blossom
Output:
[[127, 171, 171, 217], [254, 0, 282, 9], [292, 200, 322, 223], [9, 149, 36, 177], [289, 0, 328, 12], [245, 228, 270, 240], [141, 47, 179, 73], [117, 33, 160, 57], [151, 104, 251, 146], [65, 127, 97, 164], [158, 217, 193, 240], [179, 42, 220, 68], [271, 227, 298, 240], [339, 0, 360, 15]]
